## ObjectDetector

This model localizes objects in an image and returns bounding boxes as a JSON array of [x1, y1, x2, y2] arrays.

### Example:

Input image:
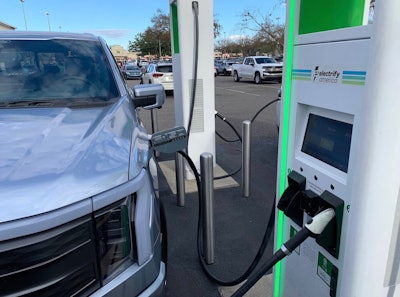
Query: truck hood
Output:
[[259, 63, 282, 67], [0, 99, 146, 223]]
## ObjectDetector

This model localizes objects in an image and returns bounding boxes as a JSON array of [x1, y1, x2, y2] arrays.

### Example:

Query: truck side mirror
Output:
[[132, 84, 165, 110]]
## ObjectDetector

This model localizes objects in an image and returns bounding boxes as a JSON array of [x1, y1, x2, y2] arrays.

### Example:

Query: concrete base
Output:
[[218, 274, 272, 297], [158, 160, 239, 194]]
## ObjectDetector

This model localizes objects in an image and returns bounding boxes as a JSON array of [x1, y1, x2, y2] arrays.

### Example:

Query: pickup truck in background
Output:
[[232, 56, 282, 84]]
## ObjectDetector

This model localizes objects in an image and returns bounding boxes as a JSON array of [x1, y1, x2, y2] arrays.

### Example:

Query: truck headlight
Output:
[[95, 197, 136, 282]]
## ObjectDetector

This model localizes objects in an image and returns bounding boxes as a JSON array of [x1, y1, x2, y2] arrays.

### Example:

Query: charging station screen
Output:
[[302, 114, 353, 172]]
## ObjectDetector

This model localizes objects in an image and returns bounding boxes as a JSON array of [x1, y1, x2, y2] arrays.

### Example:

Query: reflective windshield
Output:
[[0, 39, 119, 105], [126, 65, 140, 70], [156, 65, 173, 73], [255, 57, 277, 64]]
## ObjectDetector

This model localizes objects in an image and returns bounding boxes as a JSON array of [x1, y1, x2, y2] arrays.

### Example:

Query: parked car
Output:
[[142, 63, 174, 92], [216, 61, 236, 76], [0, 31, 167, 297], [121, 63, 142, 80]]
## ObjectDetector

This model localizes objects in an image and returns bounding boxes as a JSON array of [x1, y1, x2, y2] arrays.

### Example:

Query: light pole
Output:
[[45, 11, 51, 31], [20, 0, 27, 31]]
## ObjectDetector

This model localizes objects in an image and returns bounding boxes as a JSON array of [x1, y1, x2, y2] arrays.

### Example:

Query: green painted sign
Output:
[[299, 0, 366, 34], [317, 252, 335, 286], [290, 226, 300, 254]]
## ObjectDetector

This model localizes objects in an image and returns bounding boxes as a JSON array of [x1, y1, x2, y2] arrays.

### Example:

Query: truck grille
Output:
[[0, 219, 100, 297], [264, 66, 282, 73], [0, 197, 137, 297]]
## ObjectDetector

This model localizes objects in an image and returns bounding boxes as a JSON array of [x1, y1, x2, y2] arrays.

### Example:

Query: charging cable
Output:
[[177, 150, 276, 286], [187, 1, 199, 140], [174, 0, 282, 288], [231, 208, 336, 297], [181, 141, 335, 291]]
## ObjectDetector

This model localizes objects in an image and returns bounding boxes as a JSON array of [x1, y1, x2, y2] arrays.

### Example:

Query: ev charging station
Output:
[[275, 0, 400, 296], [169, 0, 216, 179]]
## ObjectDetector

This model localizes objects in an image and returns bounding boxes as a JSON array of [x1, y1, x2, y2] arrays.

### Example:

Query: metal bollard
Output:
[[175, 152, 185, 207], [200, 153, 215, 264], [242, 120, 251, 197], [150, 109, 159, 134], [151, 109, 160, 157]]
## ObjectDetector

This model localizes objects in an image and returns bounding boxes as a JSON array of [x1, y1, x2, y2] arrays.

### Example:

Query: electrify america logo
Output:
[[313, 66, 341, 84]]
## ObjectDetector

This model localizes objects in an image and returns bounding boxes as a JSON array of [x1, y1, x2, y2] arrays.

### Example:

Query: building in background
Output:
[[110, 45, 139, 64], [0, 21, 16, 30]]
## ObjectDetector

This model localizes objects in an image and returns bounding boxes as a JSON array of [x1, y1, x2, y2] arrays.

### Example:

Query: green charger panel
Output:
[[299, 0, 366, 34]]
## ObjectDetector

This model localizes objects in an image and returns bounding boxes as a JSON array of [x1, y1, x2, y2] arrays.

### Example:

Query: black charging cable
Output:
[[187, 1, 199, 140], [177, 150, 276, 286], [182, 1, 280, 287], [250, 98, 279, 123], [213, 97, 279, 181], [232, 208, 336, 297], [215, 112, 243, 143]]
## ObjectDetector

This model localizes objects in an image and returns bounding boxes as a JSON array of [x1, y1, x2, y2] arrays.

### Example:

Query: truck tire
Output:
[[254, 72, 262, 84], [233, 71, 240, 82]]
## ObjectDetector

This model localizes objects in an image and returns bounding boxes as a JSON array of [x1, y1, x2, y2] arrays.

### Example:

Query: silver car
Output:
[[0, 31, 166, 297], [216, 62, 235, 76]]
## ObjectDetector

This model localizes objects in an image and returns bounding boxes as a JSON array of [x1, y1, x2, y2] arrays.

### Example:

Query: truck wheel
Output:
[[254, 72, 262, 84], [233, 71, 240, 82]]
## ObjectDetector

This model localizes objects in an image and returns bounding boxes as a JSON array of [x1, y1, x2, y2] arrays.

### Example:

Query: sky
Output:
[[1, 0, 286, 50]]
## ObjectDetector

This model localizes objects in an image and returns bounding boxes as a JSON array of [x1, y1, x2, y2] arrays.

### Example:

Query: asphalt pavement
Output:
[[132, 76, 280, 297]]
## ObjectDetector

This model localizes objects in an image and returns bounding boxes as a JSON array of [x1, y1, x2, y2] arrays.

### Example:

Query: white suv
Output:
[[142, 63, 174, 92], [0, 31, 167, 297]]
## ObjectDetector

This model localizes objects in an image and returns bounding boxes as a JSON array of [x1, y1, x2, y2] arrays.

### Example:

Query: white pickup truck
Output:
[[232, 56, 282, 84]]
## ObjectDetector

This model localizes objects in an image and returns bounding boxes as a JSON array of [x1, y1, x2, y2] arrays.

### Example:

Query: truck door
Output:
[[243, 57, 253, 79]]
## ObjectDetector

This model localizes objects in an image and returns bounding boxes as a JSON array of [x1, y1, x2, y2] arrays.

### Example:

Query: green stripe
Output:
[[342, 75, 366, 81], [342, 80, 365, 86], [171, 3, 180, 54], [275, 0, 296, 296], [292, 76, 311, 80]]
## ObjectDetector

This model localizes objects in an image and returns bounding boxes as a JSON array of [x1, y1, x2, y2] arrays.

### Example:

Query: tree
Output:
[[128, 9, 171, 57], [129, 9, 222, 57], [151, 9, 171, 57], [213, 16, 222, 39], [240, 9, 284, 55]]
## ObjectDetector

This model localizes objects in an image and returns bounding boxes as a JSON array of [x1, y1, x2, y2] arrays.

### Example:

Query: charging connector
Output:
[[231, 208, 336, 297]]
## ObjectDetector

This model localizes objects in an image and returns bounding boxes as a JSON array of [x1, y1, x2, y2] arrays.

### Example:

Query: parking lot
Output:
[[126, 75, 281, 296]]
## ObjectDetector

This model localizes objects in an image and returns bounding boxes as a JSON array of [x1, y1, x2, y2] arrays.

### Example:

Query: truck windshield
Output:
[[0, 39, 119, 105], [255, 57, 277, 64]]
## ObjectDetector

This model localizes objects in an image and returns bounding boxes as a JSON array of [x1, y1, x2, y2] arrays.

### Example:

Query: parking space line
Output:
[[216, 87, 261, 97]]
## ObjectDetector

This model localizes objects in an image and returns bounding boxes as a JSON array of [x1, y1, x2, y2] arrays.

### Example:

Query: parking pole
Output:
[[242, 120, 251, 197], [200, 153, 215, 264]]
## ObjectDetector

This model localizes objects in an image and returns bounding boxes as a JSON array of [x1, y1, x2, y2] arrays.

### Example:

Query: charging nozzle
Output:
[[231, 208, 336, 297], [305, 208, 336, 236], [282, 208, 335, 255]]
